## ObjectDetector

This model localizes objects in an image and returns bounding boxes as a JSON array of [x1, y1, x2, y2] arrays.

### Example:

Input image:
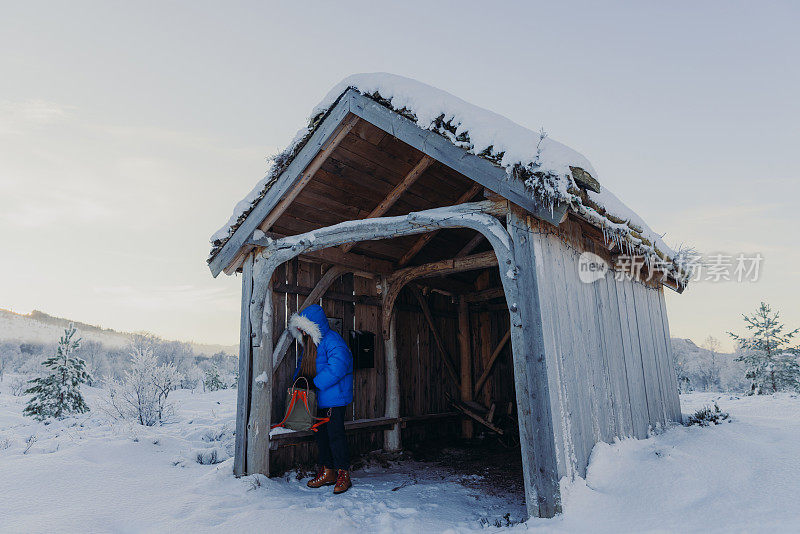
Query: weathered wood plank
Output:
[[246, 253, 274, 475], [530, 227, 574, 479], [630, 281, 665, 429], [550, 229, 591, 475], [615, 275, 651, 438], [383, 282, 401, 452], [234, 253, 254, 476], [656, 288, 682, 421], [506, 207, 562, 518], [457, 297, 473, 438], [597, 267, 634, 438]]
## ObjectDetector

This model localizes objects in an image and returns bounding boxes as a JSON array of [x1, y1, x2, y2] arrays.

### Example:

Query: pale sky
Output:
[[1, 2, 798, 350]]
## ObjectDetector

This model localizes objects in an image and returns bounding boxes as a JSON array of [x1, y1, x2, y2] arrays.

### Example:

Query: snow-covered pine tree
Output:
[[728, 302, 800, 394], [203, 364, 225, 392], [23, 323, 92, 420]]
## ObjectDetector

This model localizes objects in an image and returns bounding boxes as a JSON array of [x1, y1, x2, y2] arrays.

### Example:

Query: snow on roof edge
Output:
[[209, 73, 688, 285]]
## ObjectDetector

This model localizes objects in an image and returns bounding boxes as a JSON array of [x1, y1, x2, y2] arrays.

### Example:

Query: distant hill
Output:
[[0, 308, 237, 356]]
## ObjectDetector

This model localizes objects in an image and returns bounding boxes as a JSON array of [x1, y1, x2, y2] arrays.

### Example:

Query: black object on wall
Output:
[[349, 330, 375, 370]]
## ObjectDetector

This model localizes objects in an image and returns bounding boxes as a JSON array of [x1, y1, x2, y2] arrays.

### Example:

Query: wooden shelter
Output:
[[208, 74, 686, 518]]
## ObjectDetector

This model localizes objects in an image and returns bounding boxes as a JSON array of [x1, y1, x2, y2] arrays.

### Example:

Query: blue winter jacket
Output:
[[289, 305, 353, 408]]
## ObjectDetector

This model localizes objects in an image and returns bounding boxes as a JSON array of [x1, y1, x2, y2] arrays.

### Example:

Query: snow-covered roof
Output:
[[210, 73, 688, 286]]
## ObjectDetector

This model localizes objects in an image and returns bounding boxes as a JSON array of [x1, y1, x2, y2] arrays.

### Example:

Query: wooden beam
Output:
[[506, 206, 562, 518], [347, 91, 559, 225], [210, 95, 356, 277], [233, 253, 254, 477], [473, 330, 511, 398], [409, 285, 460, 388], [456, 233, 486, 258], [340, 155, 433, 253], [269, 413, 460, 443], [270, 416, 399, 443], [383, 289, 401, 452], [382, 251, 499, 338], [257, 115, 359, 236], [450, 398, 505, 435], [272, 265, 348, 370], [463, 287, 506, 303], [273, 282, 381, 307], [396, 182, 483, 266], [246, 253, 274, 476], [458, 296, 473, 438], [250, 230, 393, 275]]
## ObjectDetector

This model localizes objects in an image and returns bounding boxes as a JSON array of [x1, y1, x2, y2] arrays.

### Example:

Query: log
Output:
[[246, 252, 274, 475], [449, 396, 504, 435], [383, 289, 401, 452], [458, 297, 473, 438], [506, 206, 562, 518], [381, 250, 499, 339], [473, 330, 511, 398], [257, 115, 359, 236]]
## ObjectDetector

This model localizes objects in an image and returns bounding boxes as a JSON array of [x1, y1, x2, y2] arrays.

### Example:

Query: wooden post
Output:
[[457, 296, 473, 438], [246, 252, 274, 476], [506, 206, 562, 518], [233, 253, 254, 477], [382, 276, 401, 451]]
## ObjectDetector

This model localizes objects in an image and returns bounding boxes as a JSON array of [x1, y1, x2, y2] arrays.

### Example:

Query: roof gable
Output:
[[209, 74, 688, 287]]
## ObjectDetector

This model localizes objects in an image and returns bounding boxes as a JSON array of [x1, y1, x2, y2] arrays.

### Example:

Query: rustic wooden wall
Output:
[[268, 259, 473, 474], [527, 216, 682, 480]]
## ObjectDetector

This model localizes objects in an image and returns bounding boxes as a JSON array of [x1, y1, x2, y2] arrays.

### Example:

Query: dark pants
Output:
[[315, 406, 349, 470]]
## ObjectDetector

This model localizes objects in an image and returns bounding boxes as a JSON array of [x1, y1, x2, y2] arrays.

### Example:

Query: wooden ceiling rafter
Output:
[[340, 155, 434, 253], [396, 182, 485, 267]]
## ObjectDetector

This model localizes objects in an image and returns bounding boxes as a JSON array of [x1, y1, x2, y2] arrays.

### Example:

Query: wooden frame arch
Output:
[[235, 199, 562, 518]]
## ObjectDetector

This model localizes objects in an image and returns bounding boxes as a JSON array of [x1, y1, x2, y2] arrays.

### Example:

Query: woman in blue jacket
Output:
[[289, 304, 353, 494]]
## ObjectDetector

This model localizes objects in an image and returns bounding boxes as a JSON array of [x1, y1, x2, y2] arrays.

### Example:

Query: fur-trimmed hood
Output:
[[288, 304, 329, 346]]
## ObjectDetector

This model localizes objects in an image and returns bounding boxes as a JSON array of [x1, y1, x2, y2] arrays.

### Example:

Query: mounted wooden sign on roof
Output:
[[208, 73, 685, 520]]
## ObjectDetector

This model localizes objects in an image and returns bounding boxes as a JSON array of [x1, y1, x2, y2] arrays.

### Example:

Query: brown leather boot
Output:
[[333, 469, 352, 494], [307, 467, 336, 488]]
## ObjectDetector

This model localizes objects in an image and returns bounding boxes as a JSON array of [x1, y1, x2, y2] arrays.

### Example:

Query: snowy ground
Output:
[[1, 378, 799, 533]]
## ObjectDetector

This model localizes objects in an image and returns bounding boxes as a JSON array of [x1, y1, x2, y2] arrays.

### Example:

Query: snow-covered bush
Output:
[[23, 324, 92, 421], [685, 402, 730, 427], [181, 367, 205, 391], [10, 375, 28, 396], [203, 365, 226, 392], [104, 344, 182, 426]]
